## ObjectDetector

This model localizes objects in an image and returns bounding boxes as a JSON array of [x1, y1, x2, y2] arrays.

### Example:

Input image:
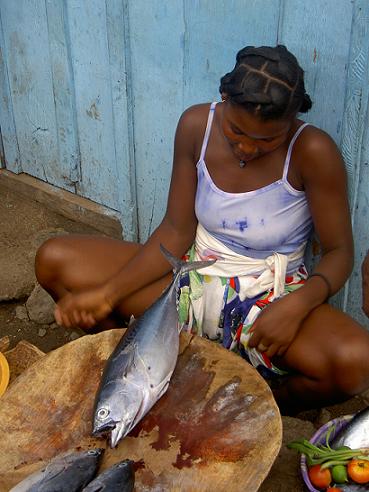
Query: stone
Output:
[[30, 228, 68, 251], [360, 387, 369, 405], [0, 225, 68, 303], [15, 305, 29, 321], [315, 408, 332, 427], [69, 331, 80, 341], [0, 245, 36, 301], [0, 336, 10, 352], [26, 283, 55, 325], [38, 328, 47, 337]]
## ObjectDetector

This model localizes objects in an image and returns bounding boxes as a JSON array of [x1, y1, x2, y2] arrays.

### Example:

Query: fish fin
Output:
[[160, 244, 183, 272], [157, 378, 170, 399], [179, 258, 216, 274], [160, 244, 216, 274]]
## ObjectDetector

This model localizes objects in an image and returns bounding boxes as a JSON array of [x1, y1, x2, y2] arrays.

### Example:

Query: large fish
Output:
[[93, 245, 215, 447], [82, 459, 135, 491], [10, 448, 104, 492], [331, 406, 369, 449]]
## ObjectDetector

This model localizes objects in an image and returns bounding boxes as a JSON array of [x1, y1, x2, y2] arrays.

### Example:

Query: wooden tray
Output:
[[0, 330, 282, 492]]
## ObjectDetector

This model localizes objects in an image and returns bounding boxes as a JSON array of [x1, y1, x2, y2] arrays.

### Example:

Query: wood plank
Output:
[[0, 7, 21, 173], [105, 0, 138, 241], [0, 1, 65, 185], [340, 1, 369, 322], [45, 0, 81, 188], [183, 0, 281, 108], [278, 0, 354, 145], [66, 0, 119, 210], [0, 169, 122, 239], [129, 1, 185, 241], [349, 123, 369, 325]]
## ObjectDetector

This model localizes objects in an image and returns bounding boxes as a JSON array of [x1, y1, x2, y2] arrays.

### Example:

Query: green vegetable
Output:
[[287, 438, 369, 469], [331, 464, 348, 483]]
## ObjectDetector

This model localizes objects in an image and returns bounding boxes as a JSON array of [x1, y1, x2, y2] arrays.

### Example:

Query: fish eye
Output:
[[97, 408, 110, 420]]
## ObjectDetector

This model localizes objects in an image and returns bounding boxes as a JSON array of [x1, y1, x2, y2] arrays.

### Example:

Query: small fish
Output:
[[82, 459, 135, 491], [93, 245, 215, 447], [331, 406, 369, 450], [337, 484, 369, 492], [10, 448, 104, 492]]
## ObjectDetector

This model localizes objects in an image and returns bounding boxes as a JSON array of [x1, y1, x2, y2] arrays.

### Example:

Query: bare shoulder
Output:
[[175, 103, 214, 158], [177, 103, 213, 130], [294, 123, 346, 179]]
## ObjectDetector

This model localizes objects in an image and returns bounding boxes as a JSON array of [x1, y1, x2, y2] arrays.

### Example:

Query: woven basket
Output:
[[300, 414, 353, 491]]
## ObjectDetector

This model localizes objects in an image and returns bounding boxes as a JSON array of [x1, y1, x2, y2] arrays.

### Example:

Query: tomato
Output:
[[308, 464, 331, 489], [347, 458, 369, 484], [326, 488, 343, 492]]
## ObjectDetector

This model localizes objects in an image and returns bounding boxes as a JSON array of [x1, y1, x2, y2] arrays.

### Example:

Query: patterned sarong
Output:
[[178, 224, 308, 377]]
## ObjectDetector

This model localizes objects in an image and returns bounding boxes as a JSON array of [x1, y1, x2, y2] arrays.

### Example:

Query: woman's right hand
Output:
[[54, 286, 115, 329]]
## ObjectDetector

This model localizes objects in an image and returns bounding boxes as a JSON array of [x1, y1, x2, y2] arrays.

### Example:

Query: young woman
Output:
[[35, 45, 369, 414]]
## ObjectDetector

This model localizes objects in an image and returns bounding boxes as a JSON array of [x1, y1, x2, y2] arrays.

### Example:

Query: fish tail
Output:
[[160, 244, 216, 274]]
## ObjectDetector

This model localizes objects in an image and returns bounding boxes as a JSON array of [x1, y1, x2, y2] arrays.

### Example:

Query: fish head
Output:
[[93, 380, 143, 448], [64, 448, 104, 464], [101, 459, 135, 486]]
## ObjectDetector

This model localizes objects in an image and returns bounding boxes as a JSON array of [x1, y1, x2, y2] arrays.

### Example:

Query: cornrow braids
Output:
[[219, 45, 312, 120]]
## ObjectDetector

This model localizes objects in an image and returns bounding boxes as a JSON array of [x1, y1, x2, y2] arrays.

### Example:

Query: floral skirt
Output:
[[178, 245, 308, 378]]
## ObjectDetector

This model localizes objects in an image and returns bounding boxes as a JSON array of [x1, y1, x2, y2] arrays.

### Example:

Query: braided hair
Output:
[[219, 45, 312, 120]]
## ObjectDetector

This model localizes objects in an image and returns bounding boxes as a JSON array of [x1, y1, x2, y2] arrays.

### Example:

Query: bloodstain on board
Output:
[[134, 349, 257, 469], [19, 350, 106, 462]]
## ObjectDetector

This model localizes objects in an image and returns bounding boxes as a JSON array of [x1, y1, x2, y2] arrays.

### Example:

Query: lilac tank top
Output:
[[195, 102, 313, 272]]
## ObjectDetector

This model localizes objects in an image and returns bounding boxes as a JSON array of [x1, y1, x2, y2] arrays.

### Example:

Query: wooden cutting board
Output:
[[0, 330, 282, 492]]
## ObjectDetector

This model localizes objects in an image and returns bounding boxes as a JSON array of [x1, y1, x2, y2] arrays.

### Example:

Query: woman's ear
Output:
[[221, 92, 228, 102]]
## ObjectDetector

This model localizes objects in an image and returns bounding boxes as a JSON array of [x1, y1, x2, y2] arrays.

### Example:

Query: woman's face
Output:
[[221, 101, 293, 163]]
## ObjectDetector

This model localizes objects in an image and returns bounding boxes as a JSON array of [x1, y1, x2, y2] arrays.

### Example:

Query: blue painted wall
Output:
[[0, 0, 368, 324]]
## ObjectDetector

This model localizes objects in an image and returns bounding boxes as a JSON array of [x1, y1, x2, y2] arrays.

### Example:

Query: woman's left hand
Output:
[[247, 292, 309, 359]]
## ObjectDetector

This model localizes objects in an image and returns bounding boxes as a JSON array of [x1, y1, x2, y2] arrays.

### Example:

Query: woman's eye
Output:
[[260, 137, 275, 143], [230, 126, 243, 135]]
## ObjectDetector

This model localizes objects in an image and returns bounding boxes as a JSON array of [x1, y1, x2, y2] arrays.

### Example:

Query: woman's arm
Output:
[[248, 128, 354, 357], [103, 107, 201, 306], [55, 106, 205, 327], [291, 127, 353, 309]]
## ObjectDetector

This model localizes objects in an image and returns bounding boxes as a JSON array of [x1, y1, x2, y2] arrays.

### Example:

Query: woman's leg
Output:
[[35, 234, 172, 325], [273, 304, 369, 414]]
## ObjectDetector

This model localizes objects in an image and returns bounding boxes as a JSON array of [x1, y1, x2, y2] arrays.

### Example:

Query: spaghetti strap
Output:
[[282, 122, 309, 181], [199, 102, 218, 162]]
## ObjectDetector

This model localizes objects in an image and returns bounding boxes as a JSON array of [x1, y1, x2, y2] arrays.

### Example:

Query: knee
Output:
[[35, 236, 70, 287], [332, 337, 369, 396]]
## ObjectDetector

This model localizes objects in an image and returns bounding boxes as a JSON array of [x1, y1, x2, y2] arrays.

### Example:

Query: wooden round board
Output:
[[0, 330, 282, 492]]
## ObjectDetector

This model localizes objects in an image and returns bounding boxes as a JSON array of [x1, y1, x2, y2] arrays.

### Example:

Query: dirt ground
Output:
[[1, 185, 369, 492], [0, 187, 99, 352]]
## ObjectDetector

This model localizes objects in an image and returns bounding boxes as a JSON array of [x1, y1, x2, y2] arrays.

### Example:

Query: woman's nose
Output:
[[238, 141, 257, 155]]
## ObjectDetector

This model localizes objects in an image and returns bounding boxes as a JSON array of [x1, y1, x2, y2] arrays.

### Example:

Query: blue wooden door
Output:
[[1, 1, 368, 323]]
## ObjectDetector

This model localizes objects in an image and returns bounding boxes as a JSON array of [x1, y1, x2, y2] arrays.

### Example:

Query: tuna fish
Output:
[[10, 448, 104, 492], [82, 459, 135, 491], [331, 406, 369, 450], [93, 245, 215, 447]]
